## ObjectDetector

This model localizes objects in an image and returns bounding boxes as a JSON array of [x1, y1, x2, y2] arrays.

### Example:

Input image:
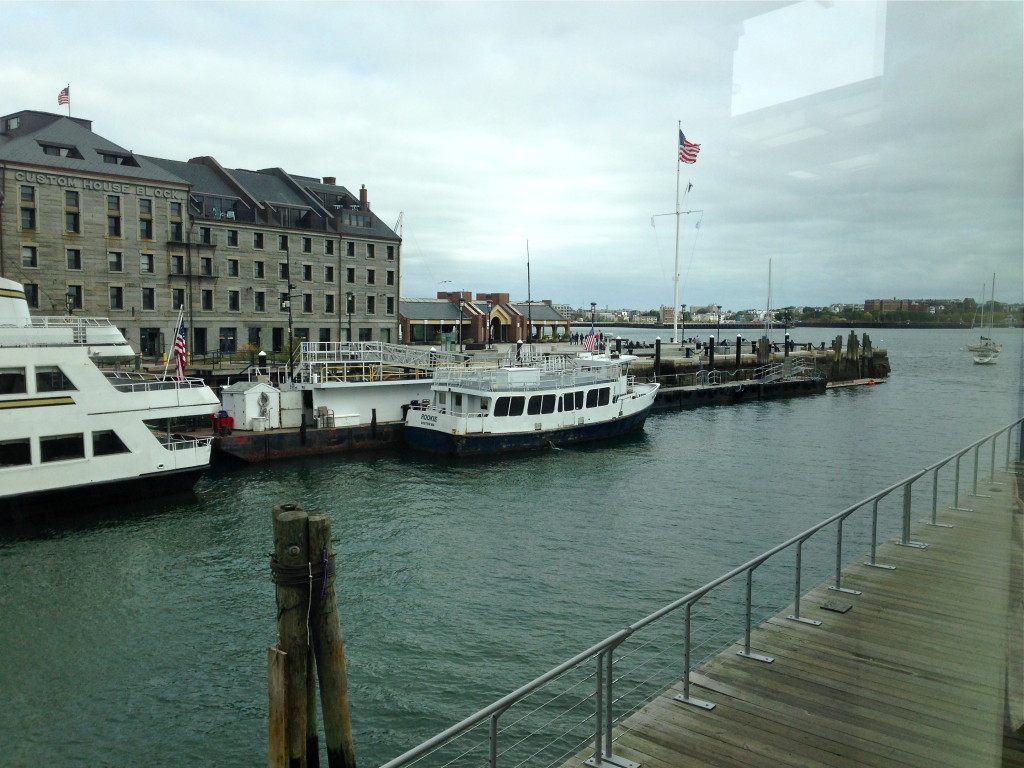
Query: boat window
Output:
[[0, 368, 27, 394], [454, 394, 462, 408], [35, 366, 77, 392], [527, 395, 542, 415], [561, 393, 574, 411], [541, 394, 556, 414], [495, 396, 525, 417], [438, 391, 446, 406], [92, 430, 130, 456], [0, 438, 31, 467], [40, 433, 85, 463], [599, 388, 610, 406], [586, 389, 599, 408], [495, 396, 511, 417]]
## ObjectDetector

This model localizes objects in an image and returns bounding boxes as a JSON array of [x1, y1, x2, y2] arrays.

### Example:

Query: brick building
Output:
[[0, 109, 400, 360]]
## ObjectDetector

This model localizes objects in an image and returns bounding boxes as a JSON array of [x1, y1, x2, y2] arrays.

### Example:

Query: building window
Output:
[[303, 294, 313, 313], [279, 263, 289, 280], [358, 327, 372, 342], [254, 232, 264, 249], [139, 198, 152, 215], [20, 185, 34, 202], [325, 240, 334, 255], [21, 246, 37, 268], [67, 285, 83, 310], [200, 257, 213, 276], [279, 235, 289, 250], [325, 294, 335, 313], [201, 289, 213, 310], [171, 202, 182, 218], [140, 253, 155, 273], [199, 226, 212, 244], [346, 268, 355, 284], [170, 221, 184, 241], [65, 212, 80, 233], [21, 208, 36, 230], [24, 284, 39, 308], [254, 291, 266, 312], [254, 260, 265, 279], [386, 270, 395, 286], [65, 190, 79, 208], [227, 259, 239, 277], [139, 219, 153, 239], [109, 286, 124, 310], [172, 288, 185, 310], [303, 264, 312, 281], [325, 265, 334, 283], [108, 252, 123, 272], [387, 245, 395, 260], [302, 237, 312, 253], [346, 241, 355, 257], [218, 328, 237, 353], [386, 296, 395, 315], [141, 287, 155, 310], [366, 244, 375, 258], [367, 269, 375, 285], [66, 249, 82, 270], [107, 195, 120, 212], [107, 216, 121, 237], [227, 229, 238, 247], [170, 254, 184, 275], [366, 296, 375, 314], [228, 290, 240, 311]]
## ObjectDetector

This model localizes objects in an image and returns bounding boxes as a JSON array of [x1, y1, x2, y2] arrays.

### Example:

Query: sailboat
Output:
[[968, 273, 1000, 364]]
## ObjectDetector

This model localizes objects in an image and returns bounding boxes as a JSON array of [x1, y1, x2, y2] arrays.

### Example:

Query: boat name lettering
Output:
[[421, 414, 438, 423], [13, 172, 185, 199]]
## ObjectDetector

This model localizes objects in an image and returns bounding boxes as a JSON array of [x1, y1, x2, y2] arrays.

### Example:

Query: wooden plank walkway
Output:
[[582, 466, 1022, 768]]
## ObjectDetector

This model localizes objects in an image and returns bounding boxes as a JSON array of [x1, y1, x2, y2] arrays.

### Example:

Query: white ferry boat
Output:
[[404, 346, 660, 455], [0, 278, 220, 519]]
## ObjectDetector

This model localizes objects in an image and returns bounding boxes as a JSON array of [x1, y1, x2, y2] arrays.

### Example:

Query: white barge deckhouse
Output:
[[0, 278, 220, 519], [404, 347, 659, 456]]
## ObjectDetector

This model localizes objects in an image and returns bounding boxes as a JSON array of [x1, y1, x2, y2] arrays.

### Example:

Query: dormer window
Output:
[[96, 150, 139, 167], [4, 116, 20, 131], [37, 141, 83, 159]]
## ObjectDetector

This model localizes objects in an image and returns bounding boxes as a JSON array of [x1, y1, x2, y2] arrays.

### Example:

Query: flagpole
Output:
[[672, 120, 682, 344], [162, 307, 184, 380]]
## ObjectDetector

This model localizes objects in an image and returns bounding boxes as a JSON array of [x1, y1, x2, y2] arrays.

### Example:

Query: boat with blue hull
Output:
[[404, 347, 659, 456]]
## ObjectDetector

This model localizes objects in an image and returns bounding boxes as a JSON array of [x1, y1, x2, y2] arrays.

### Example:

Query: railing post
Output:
[[989, 436, 1004, 484], [735, 569, 773, 663], [865, 497, 897, 570], [586, 648, 640, 768], [897, 480, 927, 548], [926, 466, 953, 528], [829, 517, 861, 594], [952, 453, 973, 511], [970, 444, 991, 498], [787, 539, 821, 625], [489, 712, 499, 768], [677, 602, 719, 706]]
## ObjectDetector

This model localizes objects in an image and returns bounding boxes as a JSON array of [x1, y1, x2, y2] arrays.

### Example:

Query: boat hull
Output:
[[404, 406, 652, 456], [0, 466, 207, 521]]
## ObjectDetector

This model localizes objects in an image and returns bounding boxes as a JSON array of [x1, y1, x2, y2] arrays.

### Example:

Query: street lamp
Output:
[[485, 299, 492, 349], [458, 295, 465, 352], [282, 283, 295, 379], [679, 304, 686, 346], [345, 291, 354, 342], [590, 302, 597, 335], [716, 304, 722, 348]]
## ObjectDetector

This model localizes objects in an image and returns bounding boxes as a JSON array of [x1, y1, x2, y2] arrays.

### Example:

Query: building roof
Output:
[[0, 110, 187, 185]]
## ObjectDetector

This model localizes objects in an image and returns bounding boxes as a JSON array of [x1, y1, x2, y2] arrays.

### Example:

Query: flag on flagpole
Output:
[[679, 130, 700, 164], [583, 333, 598, 352], [173, 317, 188, 381], [58, 86, 70, 106]]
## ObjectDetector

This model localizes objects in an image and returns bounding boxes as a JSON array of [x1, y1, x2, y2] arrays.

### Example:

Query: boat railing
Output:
[[375, 417, 1024, 768], [156, 434, 214, 451], [0, 315, 130, 347], [298, 341, 464, 369], [105, 371, 210, 393]]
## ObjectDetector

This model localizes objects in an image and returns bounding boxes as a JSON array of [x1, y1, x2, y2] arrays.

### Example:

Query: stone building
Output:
[[0, 109, 400, 360], [399, 292, 569, 347]]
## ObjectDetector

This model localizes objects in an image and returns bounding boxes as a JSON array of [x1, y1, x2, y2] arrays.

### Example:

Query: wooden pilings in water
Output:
[[269, 503, 357, 768]]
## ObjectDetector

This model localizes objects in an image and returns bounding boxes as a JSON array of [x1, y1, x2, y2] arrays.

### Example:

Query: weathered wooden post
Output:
[[308, 513, 357, 768], [272, 503, 312, 768], [653, 338, 662, 379], [708, 336, 715, 369], [735, 335, 741, 369], [268, 647, 289, 768]]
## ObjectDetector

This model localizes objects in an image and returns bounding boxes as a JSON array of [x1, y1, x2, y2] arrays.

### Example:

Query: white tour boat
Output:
[[0, 278, 220, 519], [404, 344, 660, 455]]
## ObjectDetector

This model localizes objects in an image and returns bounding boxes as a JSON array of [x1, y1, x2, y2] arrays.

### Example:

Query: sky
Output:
[[3, 1, 1022, 312]]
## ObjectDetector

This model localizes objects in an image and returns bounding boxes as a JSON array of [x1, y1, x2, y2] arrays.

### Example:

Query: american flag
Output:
[[58, 87, 70, 106], [679, 130, 700, 164], [583, 333, 598, 352], [173, 318, 187, 382]]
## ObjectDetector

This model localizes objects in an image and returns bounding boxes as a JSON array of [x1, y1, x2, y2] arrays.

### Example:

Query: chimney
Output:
[[322, 176, 336, 185], [360, 184, 368, 210]]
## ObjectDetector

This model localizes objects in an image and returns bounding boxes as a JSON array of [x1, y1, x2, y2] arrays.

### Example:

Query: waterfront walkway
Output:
[[575, 466, 1023, 768]]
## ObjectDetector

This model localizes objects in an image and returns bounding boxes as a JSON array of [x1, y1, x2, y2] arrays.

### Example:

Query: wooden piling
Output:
[[308, 513, 357, 768], [268, 647, 289, 768], [272, 503, 311, 768]]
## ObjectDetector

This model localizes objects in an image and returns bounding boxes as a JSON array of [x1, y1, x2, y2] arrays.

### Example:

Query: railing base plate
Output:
[[787, 615, 822, 626], [673, 693, 717, 710], [896, 541, 928, 549], [864, 561, 896, 570], [951, 506, 974, 512], [924, 521, 954, 528], [585, 754, 640, 768], [737, 650, 774, 663], [828, 586, 862, 595]]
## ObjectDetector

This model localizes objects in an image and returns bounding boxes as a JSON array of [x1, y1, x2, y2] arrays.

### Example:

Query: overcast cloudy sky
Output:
[[4, 1, 1021, 311]]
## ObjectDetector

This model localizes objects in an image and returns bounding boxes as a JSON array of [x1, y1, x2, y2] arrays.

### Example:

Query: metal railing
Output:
[[105, 371, 210, 393], [377, 418, 1023, 768]]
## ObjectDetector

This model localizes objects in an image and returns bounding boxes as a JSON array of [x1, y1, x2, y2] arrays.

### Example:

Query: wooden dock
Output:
[[579, 466, 1023, 768]]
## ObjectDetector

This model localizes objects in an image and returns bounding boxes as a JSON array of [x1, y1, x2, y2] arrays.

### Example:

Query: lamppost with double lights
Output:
[[590, 302, 597, 335], [485, 299, 492, 348]]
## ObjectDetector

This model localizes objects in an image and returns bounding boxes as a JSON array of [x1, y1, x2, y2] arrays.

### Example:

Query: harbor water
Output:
[[1, 328, 1021, 767]]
